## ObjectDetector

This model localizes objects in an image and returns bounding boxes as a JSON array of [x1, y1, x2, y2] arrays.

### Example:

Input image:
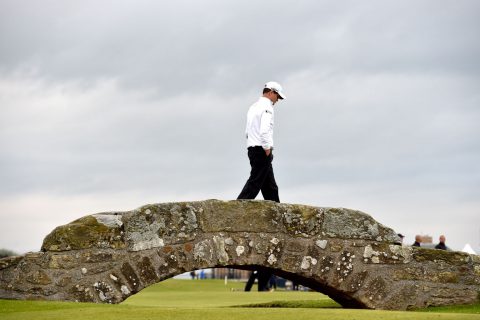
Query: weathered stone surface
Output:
[[0, 199, 478, 310], [322, 208, 395, 242], [0, 256, 22, 270], [26, 270, 52, 285], [42, 215, 125, 251]]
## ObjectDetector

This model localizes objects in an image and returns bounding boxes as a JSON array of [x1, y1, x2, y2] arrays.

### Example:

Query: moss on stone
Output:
[[413, 247, 470, 265], [282, 205, 322, 236], [0, 255, 22, 270], [26, 270, 52, 285], [437, 272, 459, 284], [199, 200, 283, 233], [393, 267, 421, 281], [42, 216, 125, 251]]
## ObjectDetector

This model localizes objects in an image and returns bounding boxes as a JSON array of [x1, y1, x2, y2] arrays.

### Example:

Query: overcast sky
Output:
[[1, 0, 479, 254]]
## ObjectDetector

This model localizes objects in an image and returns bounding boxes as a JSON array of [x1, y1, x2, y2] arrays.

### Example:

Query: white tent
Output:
[[461, 243, 476, 254]]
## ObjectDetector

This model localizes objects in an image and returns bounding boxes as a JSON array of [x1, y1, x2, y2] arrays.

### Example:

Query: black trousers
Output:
[[238, 146, 279, 292], [237, 146, 280, 203], [244, 270, 272, 292]]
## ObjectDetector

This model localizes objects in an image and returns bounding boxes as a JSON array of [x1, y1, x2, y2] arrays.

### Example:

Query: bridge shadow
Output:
[[227, 265, 366, 308]]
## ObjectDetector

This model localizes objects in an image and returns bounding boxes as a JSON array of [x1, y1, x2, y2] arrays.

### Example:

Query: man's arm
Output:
[[259, 109, 274, 156]]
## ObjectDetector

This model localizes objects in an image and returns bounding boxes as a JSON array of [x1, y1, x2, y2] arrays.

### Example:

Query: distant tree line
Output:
[[0, 249, 18, 258]]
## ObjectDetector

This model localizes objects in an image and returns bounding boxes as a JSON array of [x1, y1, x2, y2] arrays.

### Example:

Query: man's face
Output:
[[267, 90, 281, 105]]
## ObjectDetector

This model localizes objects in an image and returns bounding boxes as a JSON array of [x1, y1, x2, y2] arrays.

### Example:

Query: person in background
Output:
[[394, 233, 405, 245], [268, 274, 277, 292], [412, 235, 422, 247], [435, 235, 448, 250]]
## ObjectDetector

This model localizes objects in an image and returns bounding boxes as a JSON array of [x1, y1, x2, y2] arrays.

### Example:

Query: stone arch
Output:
[[0, 200, 478, 310]]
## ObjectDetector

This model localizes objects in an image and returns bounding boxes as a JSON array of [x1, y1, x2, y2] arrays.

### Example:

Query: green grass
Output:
[[122, 278, 337, 308], [0, 279, 479, 320], [418, 303, 480, 314]]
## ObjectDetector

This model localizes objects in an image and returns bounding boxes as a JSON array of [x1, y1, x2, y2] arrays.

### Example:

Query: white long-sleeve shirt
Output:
[[245, 97, 274, 150]]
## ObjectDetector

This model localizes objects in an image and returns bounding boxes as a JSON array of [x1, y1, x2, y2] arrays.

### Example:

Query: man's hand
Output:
[[265, 148, 271, 157]]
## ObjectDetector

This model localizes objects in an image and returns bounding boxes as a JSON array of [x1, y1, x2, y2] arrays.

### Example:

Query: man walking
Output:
[[237, 81, 286, 203], [237, 81, 286, 292]]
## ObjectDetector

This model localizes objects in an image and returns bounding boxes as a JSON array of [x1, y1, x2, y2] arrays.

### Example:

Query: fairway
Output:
[[1, 279, 479, 320], [122, 278, 339, 308]]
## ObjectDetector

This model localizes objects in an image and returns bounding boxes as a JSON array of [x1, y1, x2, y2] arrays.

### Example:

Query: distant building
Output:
[[419, 235, 433, 244], [211, 268, 250, 280]]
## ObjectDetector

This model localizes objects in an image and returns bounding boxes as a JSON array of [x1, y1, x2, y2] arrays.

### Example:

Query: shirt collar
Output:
[[259, 96, 273, 106]]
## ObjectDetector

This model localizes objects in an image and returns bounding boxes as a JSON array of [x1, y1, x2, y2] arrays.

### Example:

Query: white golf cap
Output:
[[264, 81, 286, 100]]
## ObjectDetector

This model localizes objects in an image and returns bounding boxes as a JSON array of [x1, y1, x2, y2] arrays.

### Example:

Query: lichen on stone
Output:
[[270, 237, 280, 245], [389, 244, 412, 263], [193, 239, 213, 263], [281, 205, 323, 237], [267, 254, 277, 265], [235, 246, 245, 257], [93, 281, 115, 303], [93, 214, 123, 228], [213, 236, 229, 265], [301, 256, 317, 270], [322, 208, 397, 242], [316, 239, 328, 249]]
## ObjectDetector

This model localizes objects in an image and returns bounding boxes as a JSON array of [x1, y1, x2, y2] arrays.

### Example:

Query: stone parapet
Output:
[[0, 200, 478, 310]]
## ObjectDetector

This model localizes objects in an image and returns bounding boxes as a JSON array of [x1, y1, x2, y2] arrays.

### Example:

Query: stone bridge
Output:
[[0, 200, 479, 310]]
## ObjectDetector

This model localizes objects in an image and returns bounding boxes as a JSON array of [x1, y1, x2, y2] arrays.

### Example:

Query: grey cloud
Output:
[[3, 1, 478, 97], [0, 0, 479, 252]]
